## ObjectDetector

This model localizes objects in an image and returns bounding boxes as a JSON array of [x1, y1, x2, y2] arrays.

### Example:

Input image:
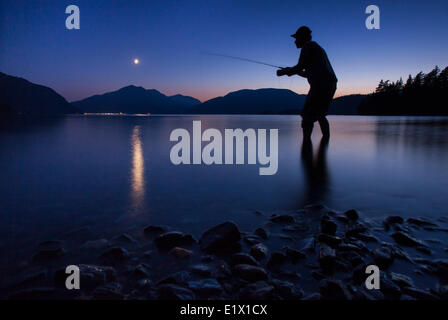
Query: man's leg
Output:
[[317, 116, 330, 139], [301, 118, 314, 140]]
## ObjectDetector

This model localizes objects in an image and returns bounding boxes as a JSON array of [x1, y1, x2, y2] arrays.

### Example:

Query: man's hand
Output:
[[277, 68, 291, 77]]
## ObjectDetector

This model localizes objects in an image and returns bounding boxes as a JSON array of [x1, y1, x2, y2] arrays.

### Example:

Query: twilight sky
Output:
[[1, 0, 447, 102]]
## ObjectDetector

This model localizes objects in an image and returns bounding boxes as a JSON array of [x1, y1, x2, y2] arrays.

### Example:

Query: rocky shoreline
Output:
[[2, 205, 448, 300]]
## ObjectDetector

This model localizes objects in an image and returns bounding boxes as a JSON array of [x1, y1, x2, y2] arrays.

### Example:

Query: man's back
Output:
[[299, 41, 337, 86]]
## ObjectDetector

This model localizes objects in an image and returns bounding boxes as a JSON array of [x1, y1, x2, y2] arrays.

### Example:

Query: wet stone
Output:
[[250, 243, 269, 261], [372, 246, 394, 268], [317, 233, 342, 248], [232, 253, 259, 266], [270, 279, 303, 299], [232, 264, 268, 282], [319, 279, 353, 300], [168, 247, 193, 259], [187, 278, 223, 296], [133, 263, 151, 279], [143, 225, 167, 236], [283, 246, 306, 262], [199, 222, 241, 253], [111, 233, 138, 244], [100, 247, 129, 262], [81, 239, 109, 250], [407, 218, 437, 227], [254, 227, 268, 240], [157, 271, 191, 286], [402, 286, 439, 300], [321, 217, 337, 235], [239, 281, 275, 300], [93, 282, 123, 300], [244, 235, 262, 245], [391, 231, 426, 247], [318, 244, 336, 269], [267, 251, 287, 268], [157, 284, 195, 300], [389, 272, 415, 288], [190, 264, 213, 277], [154, 231, 185, 250], [32, 247, 65, 262], [344, 209, 359, 220], [270, 214, 294, 224]]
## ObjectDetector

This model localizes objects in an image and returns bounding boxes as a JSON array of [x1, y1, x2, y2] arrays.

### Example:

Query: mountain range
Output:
[[0, 72, 366, 115], [0, 72, 77, 115]]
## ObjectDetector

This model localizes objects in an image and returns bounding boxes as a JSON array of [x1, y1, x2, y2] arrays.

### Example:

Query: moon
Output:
[[133, 58, 140, 65]]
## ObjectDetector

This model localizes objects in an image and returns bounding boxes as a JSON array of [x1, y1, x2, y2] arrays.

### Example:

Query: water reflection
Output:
[[130, 125, 145, 214], [301, 137, 330, 206]]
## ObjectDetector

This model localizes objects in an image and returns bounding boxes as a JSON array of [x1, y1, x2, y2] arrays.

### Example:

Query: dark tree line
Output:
[[358, 66, 448, 115]]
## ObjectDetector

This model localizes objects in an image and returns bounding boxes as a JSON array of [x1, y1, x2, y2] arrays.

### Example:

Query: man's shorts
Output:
[[301, 82, 337, 123]]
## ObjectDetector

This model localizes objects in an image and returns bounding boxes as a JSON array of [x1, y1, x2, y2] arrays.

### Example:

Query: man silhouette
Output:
[[277, 26, 337, 140]]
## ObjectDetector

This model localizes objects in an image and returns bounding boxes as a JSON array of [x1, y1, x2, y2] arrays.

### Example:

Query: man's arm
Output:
[[276, 44, 309, 77]]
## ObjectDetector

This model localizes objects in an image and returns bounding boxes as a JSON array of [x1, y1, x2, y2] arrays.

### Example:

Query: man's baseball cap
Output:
[[291, 26, 312, 38]]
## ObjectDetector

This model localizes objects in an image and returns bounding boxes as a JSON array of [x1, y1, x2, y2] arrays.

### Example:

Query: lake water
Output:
[[1, 115, 448, 264]]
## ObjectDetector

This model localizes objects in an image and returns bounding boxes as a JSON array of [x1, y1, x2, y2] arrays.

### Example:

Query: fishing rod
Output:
[[201, 51, 284, 69]]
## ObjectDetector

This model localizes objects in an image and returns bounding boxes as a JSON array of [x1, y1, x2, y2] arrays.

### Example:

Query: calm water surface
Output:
[[1, 115, 448, 253]]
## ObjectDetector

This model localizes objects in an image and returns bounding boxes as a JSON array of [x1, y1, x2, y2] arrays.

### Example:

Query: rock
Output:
[[168, 247, 193, 259], [383, 216, 404, 230], [344, 209, 359, 220], [301, 237, 316, 253], [339, 251, 364, 267], [136, 278, 153, 289], [415, 246, 432, 255], [407, 218, 437, 227], [270, 214, 294, 224], [187, 279, 223, 296], [100, 247, 129, 261], [81, 239, 109, 250], [380, 275, 402, 299], [267, 251, 287, 268], [54, 264, 116, 289], [93, 282, 123, 300], [157, 271, 191, 286], [318, 244, 336, 269], [190, 264, 213, 277], [389, 272, 415, 288], [317, 233, 342, 248], [270, 279, 303, 299], [254, 228, 268, 239], [32, 247, 65, 262], [10, 270, 46, 288], [157, 284, 195, 300], [243, 235, 262, 245], [239, 281, 275, 300], [372, 246, 394, 268], [302, 293, 321, 300], [351, 233, 379, 243], [321, 217, 337, 235], [312, 271, 326, 280], [111, 233, 137, 244], [250, 243, 269, 261], [402, 286, 439, 300], [133, 263, 151, 279], [232, 253, 259, 266], [283, 246, 306, 262], [345, 223, 368, 237], [319, 279, 353, 300], [232, 264, 268, 282], [154, 231, 185, 250], [199, 222, 241, 253], [391, 231, 426, 247], [278, 234, 294, 241], [143, 225, 167, 236]]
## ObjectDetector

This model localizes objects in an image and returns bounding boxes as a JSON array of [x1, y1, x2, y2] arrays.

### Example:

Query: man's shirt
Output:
[[298, 41, 337, 86]]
